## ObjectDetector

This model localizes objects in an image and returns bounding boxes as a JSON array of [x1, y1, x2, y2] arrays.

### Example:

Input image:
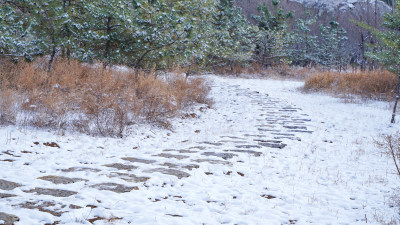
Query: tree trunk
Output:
[[391, 75, 400, 123], [47, 46, 56, 72], [103, 16, 112, 68]]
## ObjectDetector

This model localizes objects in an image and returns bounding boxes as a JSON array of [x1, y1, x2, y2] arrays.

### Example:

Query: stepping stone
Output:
[[182, 164, 200, 170], [235, 145, 262, 149], [258, 128, 281, 132], [144, 168, 190, 179], [16, 201, 65, 217], [0, 193, 17, 198], [60, 167, 101, 173], [103, 163, 138, 171], [218, 140, 247, 144], [0, 212, 19, 225], [224, 150, 262, 157], [288, 130, 313, 133], [199, 141, 223, 146], [91, 183, 138, 193], [283, 125, 307, 130], [192, 159, 232, 165], [271, 133, 295, 137], [153, 153, 189, 160], [201, 152, 238, 160], [121, 157, 156, 164], [38, 176, 87, 184], [188, 146, 206, 150], [163, 149, 198, 154], [24, 188, 77, 197], [219, 136, 245, 140], [0, 179, 22, 191], [259, 142, 287, 149], [161, 162, 179, 168], [108, 173, 150, 182]]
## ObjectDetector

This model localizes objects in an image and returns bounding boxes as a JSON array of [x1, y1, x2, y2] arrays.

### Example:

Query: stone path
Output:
[[0, 82, 313, 224]]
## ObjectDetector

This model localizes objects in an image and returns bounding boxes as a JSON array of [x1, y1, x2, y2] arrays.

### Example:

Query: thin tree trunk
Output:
[[103, 16, 112, 68], [391, 75, 400, 123], [48, 46, 56, 72]]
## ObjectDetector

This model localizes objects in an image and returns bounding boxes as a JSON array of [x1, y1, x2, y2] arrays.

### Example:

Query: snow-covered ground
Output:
[[0, 75, 399, 225]]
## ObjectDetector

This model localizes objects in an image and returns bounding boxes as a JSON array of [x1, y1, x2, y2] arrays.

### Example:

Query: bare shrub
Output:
[[304, 70, 397, 101], [0, 58, 211, 137], [376, 133, 400, 177]]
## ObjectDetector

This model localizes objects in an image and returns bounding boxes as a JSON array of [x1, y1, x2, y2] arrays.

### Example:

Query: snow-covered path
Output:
[[0, 75, 399, 225]]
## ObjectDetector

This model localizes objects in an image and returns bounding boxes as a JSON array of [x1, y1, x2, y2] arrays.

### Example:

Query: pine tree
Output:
[[252, 0, 294, 66], [291, 12, 319, 66], [362, 0, 400, 123], [317, 20, 348, 70], [207, 0, 256, 68]]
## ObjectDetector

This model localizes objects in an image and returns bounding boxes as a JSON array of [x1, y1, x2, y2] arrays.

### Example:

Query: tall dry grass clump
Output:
[[303, 70, 398, 101], [0, 58, 211, 137]]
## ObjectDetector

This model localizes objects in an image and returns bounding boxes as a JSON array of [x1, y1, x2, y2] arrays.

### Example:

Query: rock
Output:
[[91, 183, 138, 193], [153, 153, 189, 160], [144, 168, 190, 179], [0, 212, 19, 225], [38, 176, 87, 184], [103, 163, 138, 171], [0, 179, 22, 191], [121, 157, 156, 164], [24, 188, 77, 197], [201, 152, 238, 160]]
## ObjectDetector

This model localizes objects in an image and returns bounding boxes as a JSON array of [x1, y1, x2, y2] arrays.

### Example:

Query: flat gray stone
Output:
[[144, 168, 190, 179], [283, 125, 307, 130], [0, 193, 17, 198], [108, 173, 150, 182], [24, 188, 77, 197], [201, 152, 238, 160], [60, 167, 101, 173], [259, 142, 287, 149], [121, 157, 156, 164], [0, 212, 19, 225], [38, 176, 87, 184], [91, 183, 138, 193], [199, 141, 223, 146], [103, 163, 138, 171], [182, 164, 200, 170], [16, 201, 64, 217], [0, 179, 22, 191], [235, 145, 262, 149], [153, 153, 189, 160], [192, 159, 232, 165], [224, 149, 262, 157]]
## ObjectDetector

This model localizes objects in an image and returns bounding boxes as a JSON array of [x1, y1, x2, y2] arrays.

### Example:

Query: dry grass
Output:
[[0, 58, 211, 137], [303, 70, 397, 101], [213, 62, 317, 80]]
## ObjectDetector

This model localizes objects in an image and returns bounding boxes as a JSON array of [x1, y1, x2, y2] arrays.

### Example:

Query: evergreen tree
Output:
[[317, 20, 348, 70], [252, 0, 294, 66], [362, 0, 400, 123], [207, 0, 256, 68], [291, 12, 319, 66]]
